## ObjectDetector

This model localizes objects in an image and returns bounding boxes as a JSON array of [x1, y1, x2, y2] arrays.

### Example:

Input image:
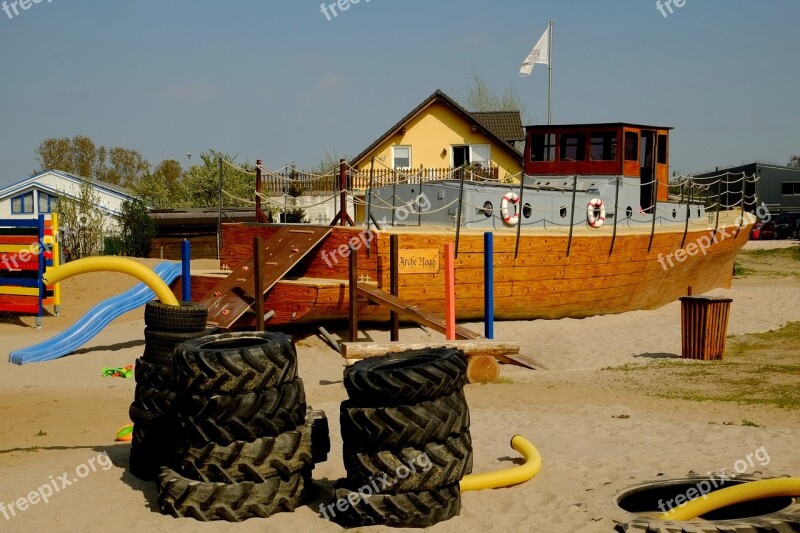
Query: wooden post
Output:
[[444, 243, 455, 341], [254, 236, 265, 331], [390, 234, 399, 342], [467, 355, 501, 384], [484, 232, 494, 340], [454, 166, 465, 258], [349, 243, 358, 342]]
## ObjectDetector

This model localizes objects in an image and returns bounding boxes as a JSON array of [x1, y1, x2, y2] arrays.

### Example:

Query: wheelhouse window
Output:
[[392, 146, 411, 169], [590, 133, 618, 161], [624, 131, 639, 161], [782, 182, 800, 196], [529, 133, 556, 162], [657, 134, 668, 165], [11, 191, 34, 214], [559, 133, 585, 161], [38, 192, 58, 214]]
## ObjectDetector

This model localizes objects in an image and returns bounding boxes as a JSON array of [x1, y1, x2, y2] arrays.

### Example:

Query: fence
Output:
[[0, 214, 61, 327]]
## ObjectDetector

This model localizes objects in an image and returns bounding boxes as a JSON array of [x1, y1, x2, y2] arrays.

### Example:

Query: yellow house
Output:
[[351, 89, 524, 183]]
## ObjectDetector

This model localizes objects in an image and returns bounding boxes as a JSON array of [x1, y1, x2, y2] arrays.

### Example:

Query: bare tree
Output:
[[463, 68, 529, 121], [789, 155, 800, 168]]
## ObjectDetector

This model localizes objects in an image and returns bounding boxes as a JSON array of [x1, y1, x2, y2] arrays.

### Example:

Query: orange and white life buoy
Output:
[[501, 192, 520, 225], [587, 198, 606, 228]]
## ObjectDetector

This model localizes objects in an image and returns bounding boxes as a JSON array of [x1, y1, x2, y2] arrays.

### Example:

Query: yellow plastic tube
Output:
[[459, 435, 541, 492], [42, 257, 179, 306], [660, 478, 800, 521]]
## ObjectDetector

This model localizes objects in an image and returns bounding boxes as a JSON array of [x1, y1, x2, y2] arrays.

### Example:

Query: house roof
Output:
[[471, 111, 525, 143], [0, 170, 137, 201], [351, 89, 523, 167]]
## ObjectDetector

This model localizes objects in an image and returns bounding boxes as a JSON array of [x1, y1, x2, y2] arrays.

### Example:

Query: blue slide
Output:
[[9, 262, 183, 365]]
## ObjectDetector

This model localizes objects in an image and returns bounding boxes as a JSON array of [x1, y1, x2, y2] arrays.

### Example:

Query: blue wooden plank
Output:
[[0, 219, 41, 229], [0, 277, 40, 288]]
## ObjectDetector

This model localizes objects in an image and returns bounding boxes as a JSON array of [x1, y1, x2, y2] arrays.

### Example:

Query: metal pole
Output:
[[547, 20, 553, 125], [366, 158, 375, 257], [444, 243, 456, 341], [514, 171, 525, 258], [391, 179, 397, 226], [390, 234, 399, 342], [339, 159, 347, 227], [254, 236, 265, 331], [714, 178, 722, 234], [681, 181, 692, 249], [566, 175, 578, 257], [609, 176, 620, 255], [217, 156, 223, 261], [484, 232, 494, 340], [647, 172, 659, 253], [349, 243, 358, 342], [455, 167, 466, 258], [181, 239, 191, 302], [255, 159, 265, 223]]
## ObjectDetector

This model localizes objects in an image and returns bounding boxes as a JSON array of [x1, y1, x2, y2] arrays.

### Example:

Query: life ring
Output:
[[501, 192, 520, 225], [587, 198, 606, 228]]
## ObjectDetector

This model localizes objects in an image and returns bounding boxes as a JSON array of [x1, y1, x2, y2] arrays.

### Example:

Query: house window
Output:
[[11, 191, 34, 214], [530, 134, 556, 162], [657, 134, 668, 164], [38, 192, 58, 214], [624, 131, 639, 161], [470, 145, 490, 167], [392, 146, 411, 169], [452, 145, 491, 168], [560, 134, 585, 161], [782, 182, 800, 196], [590, 133, 618, 161]]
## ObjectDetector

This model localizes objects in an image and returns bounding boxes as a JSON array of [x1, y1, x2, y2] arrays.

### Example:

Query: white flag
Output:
[[519, 26, 550, 77]]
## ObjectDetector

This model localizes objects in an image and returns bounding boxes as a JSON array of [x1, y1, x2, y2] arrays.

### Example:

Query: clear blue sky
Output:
[[1, 0, 798, 187]]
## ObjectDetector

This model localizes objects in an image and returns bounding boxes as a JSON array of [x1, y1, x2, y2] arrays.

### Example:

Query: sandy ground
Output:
[[0, 243, 798, 532]]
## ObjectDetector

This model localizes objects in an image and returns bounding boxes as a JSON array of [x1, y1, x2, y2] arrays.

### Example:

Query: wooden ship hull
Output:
[[175, 212, 752, 328]]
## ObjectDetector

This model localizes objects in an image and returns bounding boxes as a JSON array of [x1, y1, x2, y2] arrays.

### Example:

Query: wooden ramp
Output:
[[355, 283, 541, 369], [200, 227, 331, 329]]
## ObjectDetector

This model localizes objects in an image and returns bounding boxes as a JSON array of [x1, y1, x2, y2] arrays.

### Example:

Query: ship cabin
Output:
[[524, 123, 672, 213]]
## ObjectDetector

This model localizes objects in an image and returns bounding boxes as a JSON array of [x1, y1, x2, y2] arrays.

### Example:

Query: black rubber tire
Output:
[[307, 408, 330, 464], [157, 467, 306, 522], [177, 419, 313, 483], [612, 474, 800, 532], [343, 348, 468, 405], [340, 389, 470, 452], [144, 300, 208, 333], [180, 379, 307, 446], [131, 385, 178, 419], [329, 483, 461, 528], [134, 358, 174, 391], [143, 328, 218, 365], [175, 331, 297, 394], [129, 424, 182, 481], [344, 431, 473, 494]]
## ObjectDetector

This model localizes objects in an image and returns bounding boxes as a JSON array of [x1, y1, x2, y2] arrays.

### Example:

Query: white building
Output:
[[0, 170, 137, 229]]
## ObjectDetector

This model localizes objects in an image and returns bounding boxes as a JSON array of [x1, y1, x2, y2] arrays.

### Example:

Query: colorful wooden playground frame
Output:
[[0, 214, 61, 327]]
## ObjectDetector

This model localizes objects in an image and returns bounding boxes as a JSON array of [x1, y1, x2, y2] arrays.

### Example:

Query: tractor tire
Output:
[[307, 408, 330, 464], [130, 385, 178, 419], [134, 358, 174, 391], [143, 328, 217, 365], [129, 424, 182, 481], [343, 348, 467, 405], [180, 379, 307, 446], [344, 431, 473, 494], [157, 467, 306, 522], [176, 331, 297, 394], [330, 483, 461, 528], [340, 389, 469, 452], [177, 419, 313, 483], [144, 300, 208, 333]]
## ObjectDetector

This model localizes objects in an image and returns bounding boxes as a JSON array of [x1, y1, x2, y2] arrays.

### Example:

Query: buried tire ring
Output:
[[343, 348, 468, 405], [144, 300, 208, 333]]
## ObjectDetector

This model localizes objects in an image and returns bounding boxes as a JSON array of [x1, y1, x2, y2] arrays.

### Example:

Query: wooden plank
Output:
[[341, 340, 521, 359], [200, 226, 332, 328], [356, 283, 482, 340]]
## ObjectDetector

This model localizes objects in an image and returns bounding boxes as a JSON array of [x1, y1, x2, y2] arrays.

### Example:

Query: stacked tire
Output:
[[129, 300, 211, 481], [334, 348, 472, 528], [156, 331, 330, 522]]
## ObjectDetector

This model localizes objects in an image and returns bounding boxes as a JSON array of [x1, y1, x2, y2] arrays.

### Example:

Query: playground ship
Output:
[[178, 123, 755, 330]]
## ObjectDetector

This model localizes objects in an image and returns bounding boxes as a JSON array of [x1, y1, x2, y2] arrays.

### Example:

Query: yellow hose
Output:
[[660, 478, 800, 521], [459, 435, 541, 492], [42, 257, 179, 306]]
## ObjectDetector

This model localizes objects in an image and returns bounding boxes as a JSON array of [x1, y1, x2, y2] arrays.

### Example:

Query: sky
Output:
[[1, 0, 798, 188]]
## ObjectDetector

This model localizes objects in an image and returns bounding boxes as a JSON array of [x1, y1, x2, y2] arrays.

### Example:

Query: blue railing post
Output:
[[181, 239, 192, 302], [36, 215, 45, 328], [484, 232, 494, 339]]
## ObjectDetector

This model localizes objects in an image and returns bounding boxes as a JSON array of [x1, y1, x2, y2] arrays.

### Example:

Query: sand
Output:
[[0, 244, 798, 532]]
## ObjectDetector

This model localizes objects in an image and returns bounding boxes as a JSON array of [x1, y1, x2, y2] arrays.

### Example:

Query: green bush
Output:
[[104, 235, 123, 256], [120, 199, 156, 257]]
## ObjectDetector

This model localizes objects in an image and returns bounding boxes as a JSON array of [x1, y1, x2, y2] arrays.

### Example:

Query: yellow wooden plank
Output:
[[0, 286, 40, 296]]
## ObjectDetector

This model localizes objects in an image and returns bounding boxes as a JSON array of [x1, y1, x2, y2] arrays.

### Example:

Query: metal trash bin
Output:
[[679, 296, 733, 360]]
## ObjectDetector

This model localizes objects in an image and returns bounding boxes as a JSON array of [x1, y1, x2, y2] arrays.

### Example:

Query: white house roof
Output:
[[0, 170, 138, 216]]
